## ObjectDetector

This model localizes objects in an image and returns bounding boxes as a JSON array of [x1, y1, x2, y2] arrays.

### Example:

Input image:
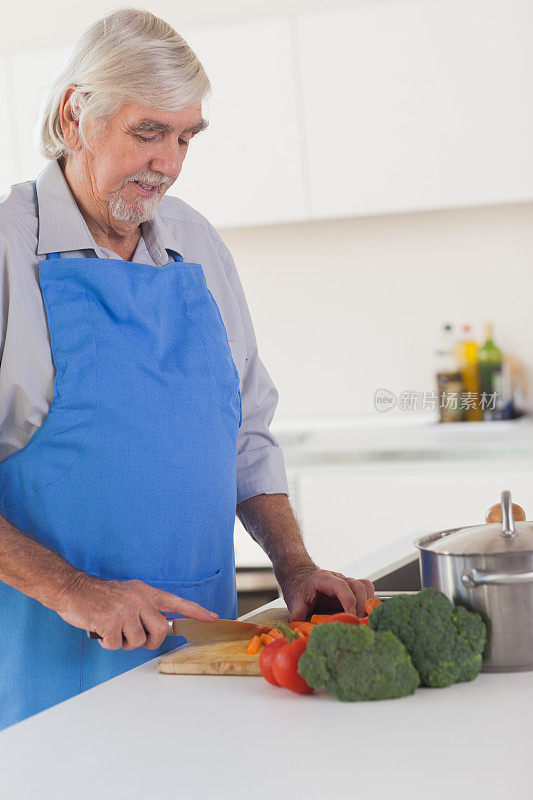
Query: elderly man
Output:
[[0, 8, 374, 728]]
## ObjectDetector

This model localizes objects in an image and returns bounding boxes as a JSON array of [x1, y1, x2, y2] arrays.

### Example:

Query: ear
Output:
[[59, 85, 82, 152]]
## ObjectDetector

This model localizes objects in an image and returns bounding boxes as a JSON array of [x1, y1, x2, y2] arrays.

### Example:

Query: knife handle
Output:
[[87, 618, 175, 640]]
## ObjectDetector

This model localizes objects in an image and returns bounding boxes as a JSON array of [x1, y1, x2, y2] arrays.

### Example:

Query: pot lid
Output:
[[415, 491, 533, 556]]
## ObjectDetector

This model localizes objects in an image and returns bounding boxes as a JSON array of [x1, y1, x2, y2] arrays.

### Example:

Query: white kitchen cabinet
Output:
[[234, 516, 271, 568], [5, 20, 308, 228], [296, 0, 533, 220], [7, 47, 68, 185], [296, 459, 533, 571], [174, 19, 308, 228], [6, 1, 533, 226]]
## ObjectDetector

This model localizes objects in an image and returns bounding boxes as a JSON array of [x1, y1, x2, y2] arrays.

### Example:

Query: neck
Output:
[[60, 156, 141, 259]]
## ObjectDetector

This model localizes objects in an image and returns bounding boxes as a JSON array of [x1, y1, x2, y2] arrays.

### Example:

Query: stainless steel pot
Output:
[[415, 490, 533, 672]]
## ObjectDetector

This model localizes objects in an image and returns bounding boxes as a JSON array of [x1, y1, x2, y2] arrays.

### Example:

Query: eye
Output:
[[135, 134, 189, 146]]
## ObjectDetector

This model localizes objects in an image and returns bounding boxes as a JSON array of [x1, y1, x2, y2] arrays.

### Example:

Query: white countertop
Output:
[[273, 413, 533, 466], [1, 535, 531, 800]]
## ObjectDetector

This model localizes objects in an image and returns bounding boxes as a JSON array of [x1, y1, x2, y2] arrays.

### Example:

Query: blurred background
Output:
[[3, 0, 533, 612]]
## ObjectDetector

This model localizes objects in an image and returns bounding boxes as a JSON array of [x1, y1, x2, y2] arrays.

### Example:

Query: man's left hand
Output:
[[278, 564, 375, 622]]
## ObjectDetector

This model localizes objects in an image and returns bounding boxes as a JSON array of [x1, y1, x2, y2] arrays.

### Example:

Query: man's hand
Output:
[[277, 563, 375, 622], [55, 573, 218, 651], [0, 513, 218, 651], [236, 493, 375, 621]]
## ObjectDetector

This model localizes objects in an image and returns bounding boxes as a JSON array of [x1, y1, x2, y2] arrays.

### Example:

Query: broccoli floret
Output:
[[369, 587, 487, 688], [297, 622, 420, 702]]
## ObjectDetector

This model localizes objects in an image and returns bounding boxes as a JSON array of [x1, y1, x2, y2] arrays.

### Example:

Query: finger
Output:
[[98, 628, 123, 651], [343, 578, 370, 617], [360, 579, 375, 599], [349, 578, 376, 615], [332, 572, 372, 591], [140, 606, 170, 650], [311, 573, 358, 616], [152, 589, 218, 621], [121, 616, 148, 651], [360, 578, 375, 614], [333, 573, 375, 614]]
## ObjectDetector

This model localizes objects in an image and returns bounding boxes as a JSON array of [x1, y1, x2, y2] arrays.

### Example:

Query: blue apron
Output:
[[0, 226, 242, 729]]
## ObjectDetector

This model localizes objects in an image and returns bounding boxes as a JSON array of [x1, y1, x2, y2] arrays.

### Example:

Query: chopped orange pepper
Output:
[[364, 597, 383, 616], [310, 614, 331, 625], [246, 635, 262, 655], [260, 633, 275, 646], [290, 621, 314, 637], [268, 628, 284, 640]]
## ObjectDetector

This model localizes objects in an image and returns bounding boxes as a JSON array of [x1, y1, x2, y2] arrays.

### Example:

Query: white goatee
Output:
[[108, 186, 162, 224]]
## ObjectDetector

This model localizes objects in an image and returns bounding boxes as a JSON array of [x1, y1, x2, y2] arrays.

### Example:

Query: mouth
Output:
[[131, 180, 160, 196]]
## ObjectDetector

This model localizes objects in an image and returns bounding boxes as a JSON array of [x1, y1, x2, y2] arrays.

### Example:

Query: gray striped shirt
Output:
[[0, 159, 288, 504]]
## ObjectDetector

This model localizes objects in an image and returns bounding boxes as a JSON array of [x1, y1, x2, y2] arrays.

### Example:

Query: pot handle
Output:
[[462, 567, 533, 588], [485, 492, 526, 526]]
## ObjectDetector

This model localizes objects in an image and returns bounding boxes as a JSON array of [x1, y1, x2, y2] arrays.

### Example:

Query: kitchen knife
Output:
[[87, 592, 418, 641], [87, 618, 272, 643]]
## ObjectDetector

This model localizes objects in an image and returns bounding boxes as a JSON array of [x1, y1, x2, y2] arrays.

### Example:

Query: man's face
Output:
[[83, 102, 207, 225]]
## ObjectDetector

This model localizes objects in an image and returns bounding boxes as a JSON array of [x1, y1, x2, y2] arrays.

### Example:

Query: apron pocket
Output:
[[145, 568, 223, 618]]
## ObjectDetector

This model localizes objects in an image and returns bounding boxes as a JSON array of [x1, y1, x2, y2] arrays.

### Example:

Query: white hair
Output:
[[37, 8, 211, 160]]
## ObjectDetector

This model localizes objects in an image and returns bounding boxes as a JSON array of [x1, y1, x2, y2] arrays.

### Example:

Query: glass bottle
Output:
[[478, 323, 504, 421]]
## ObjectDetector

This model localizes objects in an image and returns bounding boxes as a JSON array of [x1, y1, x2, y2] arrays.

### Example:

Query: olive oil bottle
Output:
[[455, 324, 482, 422], [478, 323, 504, 420]]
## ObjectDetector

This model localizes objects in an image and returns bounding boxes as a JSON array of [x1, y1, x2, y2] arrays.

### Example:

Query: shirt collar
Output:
[[35, 159, 183, 265]]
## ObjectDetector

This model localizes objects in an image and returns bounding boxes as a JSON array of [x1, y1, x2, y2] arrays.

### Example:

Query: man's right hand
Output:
[[54, 573, 219, 651]]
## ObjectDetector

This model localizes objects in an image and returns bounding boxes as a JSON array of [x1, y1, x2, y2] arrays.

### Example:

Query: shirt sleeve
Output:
[[212, 233, 289, 505], [0, 230, 8, 365]]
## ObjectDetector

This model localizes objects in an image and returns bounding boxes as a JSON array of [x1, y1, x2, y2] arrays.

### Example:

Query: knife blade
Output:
[[87, 618, 272, 643]]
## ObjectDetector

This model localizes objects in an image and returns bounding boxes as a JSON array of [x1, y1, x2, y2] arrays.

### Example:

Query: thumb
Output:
[[288, 600, 309, 623], [152, 589, 219, 621]]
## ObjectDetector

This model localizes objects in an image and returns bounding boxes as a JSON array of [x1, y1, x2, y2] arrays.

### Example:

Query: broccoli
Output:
[[297, 622, 420, 702], [368, 587, 487, 688]]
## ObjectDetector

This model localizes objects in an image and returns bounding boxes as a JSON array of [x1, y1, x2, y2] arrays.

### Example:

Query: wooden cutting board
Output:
[[158, 607, 290, 675]]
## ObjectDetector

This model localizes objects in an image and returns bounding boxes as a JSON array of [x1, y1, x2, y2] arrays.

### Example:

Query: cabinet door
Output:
[[296, 0, 533, 220], [174, 19, 308, 228], [297, 461, 533, 571]]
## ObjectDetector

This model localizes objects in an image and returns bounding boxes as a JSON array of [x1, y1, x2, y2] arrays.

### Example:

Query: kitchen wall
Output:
[[220, 201, 533, 419]]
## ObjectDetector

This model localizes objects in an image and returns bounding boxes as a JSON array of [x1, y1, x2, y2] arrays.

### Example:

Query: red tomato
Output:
[[259, 639, 286, 686], [272, 637, 313, 695]]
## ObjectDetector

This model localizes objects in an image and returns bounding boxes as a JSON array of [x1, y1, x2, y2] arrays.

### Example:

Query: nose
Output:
[[149, 138, 184, 179]]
